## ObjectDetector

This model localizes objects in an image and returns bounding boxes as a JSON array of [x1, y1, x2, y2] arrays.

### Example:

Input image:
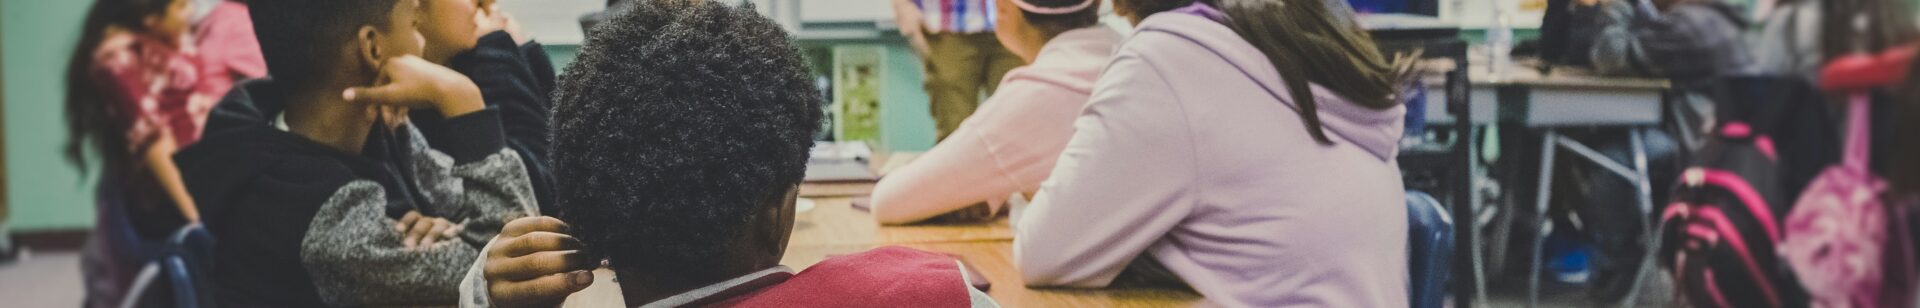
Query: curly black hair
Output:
[[549, 0, 824, 285]]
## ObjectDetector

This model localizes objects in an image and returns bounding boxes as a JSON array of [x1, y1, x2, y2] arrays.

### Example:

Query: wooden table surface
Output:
[[787, 197, 1013, 246], [783, 195, 1205, 307]]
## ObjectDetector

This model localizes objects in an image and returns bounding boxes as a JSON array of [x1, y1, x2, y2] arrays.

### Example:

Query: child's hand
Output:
[[396, 210, 462, 250], [486, 216, 595, 308], [343, 55, 485, 118]]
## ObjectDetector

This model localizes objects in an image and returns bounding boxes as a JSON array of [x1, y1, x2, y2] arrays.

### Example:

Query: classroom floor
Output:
[[0, 249, 87, 307]]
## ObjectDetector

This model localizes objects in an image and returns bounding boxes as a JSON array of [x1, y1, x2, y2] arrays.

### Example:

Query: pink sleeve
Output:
[[93, 54, 165, 154], [1013, 54, 1197, 288], [869, 75, 1087, 224], [197, 3, 267, 78]]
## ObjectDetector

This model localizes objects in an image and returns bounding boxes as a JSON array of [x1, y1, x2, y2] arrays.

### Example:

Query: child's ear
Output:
[[355, 25, 385, 73]]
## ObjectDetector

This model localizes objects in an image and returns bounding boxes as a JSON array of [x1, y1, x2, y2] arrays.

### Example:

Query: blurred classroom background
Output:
[[8, 0, 1920, 307]]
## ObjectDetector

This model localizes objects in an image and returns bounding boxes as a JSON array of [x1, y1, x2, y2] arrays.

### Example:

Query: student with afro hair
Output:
[[456, 1, 998, 307]]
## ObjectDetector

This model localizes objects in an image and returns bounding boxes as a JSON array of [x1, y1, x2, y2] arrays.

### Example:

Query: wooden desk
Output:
[[785, 179, 1204, 306], [797, 152, 923, 197], [782, 242, 1203, 307], [788, 197, 1013, 246]]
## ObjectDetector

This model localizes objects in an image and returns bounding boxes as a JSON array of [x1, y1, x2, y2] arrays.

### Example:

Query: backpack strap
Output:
[[1843, 94, 1872, 170]]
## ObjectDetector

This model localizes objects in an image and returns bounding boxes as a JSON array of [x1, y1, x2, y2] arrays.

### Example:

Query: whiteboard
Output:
[[496, 0, 603, 45], [799, 0, 894, 23]]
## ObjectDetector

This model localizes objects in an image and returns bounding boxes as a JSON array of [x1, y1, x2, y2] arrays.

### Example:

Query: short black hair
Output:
[[1018, 0, 1101, 38], [249, 0, 395, 86], [550, 0, 823, 284]]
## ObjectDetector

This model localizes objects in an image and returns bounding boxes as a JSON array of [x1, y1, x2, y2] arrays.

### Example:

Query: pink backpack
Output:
[[1779, 46, 1915, 308]]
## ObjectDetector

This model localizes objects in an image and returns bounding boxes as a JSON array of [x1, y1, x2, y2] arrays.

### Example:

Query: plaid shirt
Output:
[[916, 0, 997, 33]]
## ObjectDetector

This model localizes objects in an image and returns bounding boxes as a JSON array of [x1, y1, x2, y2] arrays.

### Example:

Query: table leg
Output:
[[1528, 131, 1559, 308], [1618, 129, 1656, 307]]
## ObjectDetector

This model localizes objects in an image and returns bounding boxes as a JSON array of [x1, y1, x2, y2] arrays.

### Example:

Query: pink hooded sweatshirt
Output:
[[1012, 7, 1410, 308], [871, 26, 1124, 224]]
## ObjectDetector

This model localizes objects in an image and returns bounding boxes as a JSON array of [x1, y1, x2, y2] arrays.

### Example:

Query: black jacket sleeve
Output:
[[438, 30, 558, 214]]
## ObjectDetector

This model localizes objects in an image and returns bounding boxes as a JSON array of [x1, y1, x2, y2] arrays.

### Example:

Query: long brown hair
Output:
[[1115, 0, 1399, 144], [64, 0, 179, 173]]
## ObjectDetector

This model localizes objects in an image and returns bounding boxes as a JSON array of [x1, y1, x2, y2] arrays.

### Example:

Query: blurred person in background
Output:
[[60, 0, 202, 306], [189, 0, 266, 114], [892, 0, 1026, 140]]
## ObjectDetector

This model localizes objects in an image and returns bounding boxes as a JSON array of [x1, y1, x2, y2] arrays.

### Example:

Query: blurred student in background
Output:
[[892, 0, 1026, 140], [60, 0, 203, 305], [869, 0, 1120, 225], [1575, 0, 1751, 85], [1751, 0, 1917, 83], [1011, 0, 1411, 306], [189, 0, 266, 112]]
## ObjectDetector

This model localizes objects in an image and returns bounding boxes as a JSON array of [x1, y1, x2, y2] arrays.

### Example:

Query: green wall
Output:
[[3, 0, 99, 232]]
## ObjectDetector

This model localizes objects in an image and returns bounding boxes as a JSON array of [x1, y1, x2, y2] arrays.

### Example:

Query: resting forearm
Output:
[[145, 134, 199, 221]]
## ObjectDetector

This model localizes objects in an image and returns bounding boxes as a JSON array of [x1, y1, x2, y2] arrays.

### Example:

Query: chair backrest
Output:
[[1406, 190, 1453, 308], [165, 224, 216, 308]]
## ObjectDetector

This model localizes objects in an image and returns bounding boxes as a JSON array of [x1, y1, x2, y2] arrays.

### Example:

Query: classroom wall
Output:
[[2, 0, 100, 232]]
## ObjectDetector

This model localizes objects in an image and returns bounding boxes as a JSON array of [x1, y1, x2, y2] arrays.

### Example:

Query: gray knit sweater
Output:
[[300, 125, 538, 307]]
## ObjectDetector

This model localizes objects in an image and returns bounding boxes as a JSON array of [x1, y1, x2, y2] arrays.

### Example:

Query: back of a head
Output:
[[1115, 0, 1396, 144], [549, 0, 824, 286], [248, 0, 393, 86], [1015, 0, 1102, 38]]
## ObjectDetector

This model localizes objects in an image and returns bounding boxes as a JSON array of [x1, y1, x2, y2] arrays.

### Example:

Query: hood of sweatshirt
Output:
[[1133, 11, 1407, 161]]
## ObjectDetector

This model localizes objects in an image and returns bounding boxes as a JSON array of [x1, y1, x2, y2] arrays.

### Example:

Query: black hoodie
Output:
[[412, 31, 560, 215], [175, 78, 537, 307]]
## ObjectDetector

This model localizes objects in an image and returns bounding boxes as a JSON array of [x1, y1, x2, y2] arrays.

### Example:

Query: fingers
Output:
[[343, 85, 408, 107], [420, 218, 454, 248], [500, 216, 570, 239], [443, 222, 464, 238], [489, 270, 594, 307], [342, 56, 440, 108], [496, 231, 585, 258], [405, 215, 439, 249], [396, 211, 422, 233], [487, 249, 595, 281]]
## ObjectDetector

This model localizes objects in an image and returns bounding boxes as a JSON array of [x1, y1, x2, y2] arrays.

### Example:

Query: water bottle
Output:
[[1487, 9, 1514, 80]]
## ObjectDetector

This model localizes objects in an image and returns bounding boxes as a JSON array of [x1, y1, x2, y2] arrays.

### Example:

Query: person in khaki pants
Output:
[[893, 0, 1026, 140]]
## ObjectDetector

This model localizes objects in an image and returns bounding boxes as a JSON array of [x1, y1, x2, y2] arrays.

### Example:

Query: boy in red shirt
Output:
[[456, 1, 993, 307]]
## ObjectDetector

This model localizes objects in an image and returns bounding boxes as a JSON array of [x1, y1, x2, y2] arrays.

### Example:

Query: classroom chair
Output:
[[118, 223, 215, 308], [1407, 190, 1454, 308]]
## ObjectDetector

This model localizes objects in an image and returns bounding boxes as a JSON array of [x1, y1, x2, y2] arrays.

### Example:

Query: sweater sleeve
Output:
[[452, 31, 558, 214], [403, 113, 539, 247], [871, 76, 1084, 225], [301, 181, 484, 307], [459, 239, 497, 308], [1013, 52, 1199, 288], [869, 126, 1014, 224]]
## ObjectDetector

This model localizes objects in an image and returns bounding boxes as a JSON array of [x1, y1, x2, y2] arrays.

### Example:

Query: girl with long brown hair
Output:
[[1011, 0, 1410, 306], [62, 0, 204, 305]]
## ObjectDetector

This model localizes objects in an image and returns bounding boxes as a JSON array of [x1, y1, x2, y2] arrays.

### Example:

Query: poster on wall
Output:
[[832, 45, 885, 149]]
